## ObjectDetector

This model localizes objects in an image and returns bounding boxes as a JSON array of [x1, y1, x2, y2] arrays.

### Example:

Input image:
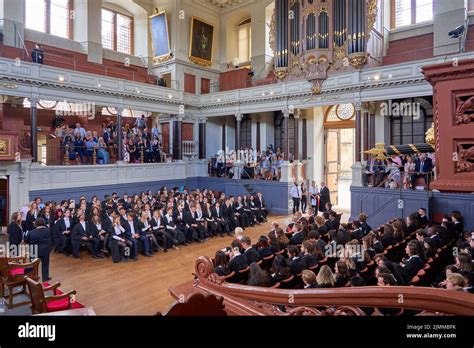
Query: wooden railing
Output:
[[177, 256, 474, 316]]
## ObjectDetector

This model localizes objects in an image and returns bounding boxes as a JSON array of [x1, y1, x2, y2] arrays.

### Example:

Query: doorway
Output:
[[325, 128, 355, 209], [326, 129, 339, 206]]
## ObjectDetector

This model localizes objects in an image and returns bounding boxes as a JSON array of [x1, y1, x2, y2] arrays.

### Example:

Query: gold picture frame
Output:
[[0, 138, 11, 157], [189, 16, 215, 67], [149, 8, 172, 64]]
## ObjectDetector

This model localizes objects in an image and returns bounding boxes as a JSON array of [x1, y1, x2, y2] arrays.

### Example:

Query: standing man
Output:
[[134, 115, 147, 132], [24, 218, 52, 281], [290, 181, 302, 215], [318, 181, 331, 213]]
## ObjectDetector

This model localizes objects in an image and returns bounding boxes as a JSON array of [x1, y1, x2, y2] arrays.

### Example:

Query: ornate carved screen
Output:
[[271, 0, 377, 94], [422, 59, 474, 192]]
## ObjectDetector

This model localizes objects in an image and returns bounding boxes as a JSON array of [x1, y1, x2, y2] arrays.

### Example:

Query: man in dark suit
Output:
[[211, 201, 230, 236], [411, 154, 433, 188], [351, 220, 364, 241], [24, 218, 52, 281], [224, 199, 239, 232], [163, 207, 185, 245], [150, 209, 174, 251], [418, 208, 429, 228], [318, 182, 331, 213], [403, 241, 425, 279], [228, 240, 248, 272], [241, 237, 260, 264], [122, 213, 147, 260], [57, 209, 73, 256], [255, 192, 268, 220], [184, 205, 202, 242], [71, 214, 101, 259], [174, 205, 192, 244], [286, 245, 306, 275], [358, 213, 372, 236], [289, 224, 304, 245]]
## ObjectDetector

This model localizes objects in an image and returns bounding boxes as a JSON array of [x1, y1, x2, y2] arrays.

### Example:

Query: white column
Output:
[[280, 162, 294, 183], [1, 0, 25, 48], [74, 0, 103, 63]]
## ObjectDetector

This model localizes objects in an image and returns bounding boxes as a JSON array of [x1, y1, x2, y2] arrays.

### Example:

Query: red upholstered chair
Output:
[[261, 254, 275, 270], [0, 256, 40, 309], [25, 277, 79, 314], [279, 275, 300, 289]]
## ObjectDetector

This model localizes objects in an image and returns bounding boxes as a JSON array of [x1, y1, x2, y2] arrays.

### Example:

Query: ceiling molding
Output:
[[191, 0, 255, 14]]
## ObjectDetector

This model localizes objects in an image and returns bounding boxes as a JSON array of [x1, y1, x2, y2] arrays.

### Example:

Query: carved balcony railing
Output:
[[182, 141, 198, 160], [175, 256, 474, 316]]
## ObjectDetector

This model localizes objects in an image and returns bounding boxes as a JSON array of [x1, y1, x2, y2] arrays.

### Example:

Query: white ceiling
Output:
[[191, 0, 255, 13]]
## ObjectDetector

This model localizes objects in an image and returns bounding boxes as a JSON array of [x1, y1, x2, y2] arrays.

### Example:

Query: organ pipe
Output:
[[273, 0, 373, 80]]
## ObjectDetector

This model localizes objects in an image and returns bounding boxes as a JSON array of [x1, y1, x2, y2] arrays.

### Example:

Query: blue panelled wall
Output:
[[29, 178, 292, 216], [351, 186, 474, 230]]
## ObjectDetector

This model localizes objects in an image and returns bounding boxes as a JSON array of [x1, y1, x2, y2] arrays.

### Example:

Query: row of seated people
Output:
[[364, 153, 435, 190], [56, 118, 167, 165], [210, 146, 289, 181], [9, 188, 268, 268], [210, 209, 473, 295]]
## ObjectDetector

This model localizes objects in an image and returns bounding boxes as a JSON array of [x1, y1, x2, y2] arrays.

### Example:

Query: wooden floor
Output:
[[48, 216, 289, 315]]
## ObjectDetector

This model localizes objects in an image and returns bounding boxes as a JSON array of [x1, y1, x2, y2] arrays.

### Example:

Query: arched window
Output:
[[25, 0, 72, 39], [392, 0, 433, 28], [101, 8, 133, 54], [237, 18, 251, 64]]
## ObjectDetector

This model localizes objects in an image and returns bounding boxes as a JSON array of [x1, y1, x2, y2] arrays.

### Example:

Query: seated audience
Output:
[[302, 270, 317, 288], [247, 263, 274, 287], [316, 265, 335, 288]]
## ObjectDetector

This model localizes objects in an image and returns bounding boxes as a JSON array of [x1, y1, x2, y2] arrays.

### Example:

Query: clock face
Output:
[[336, 103, 355, 121]]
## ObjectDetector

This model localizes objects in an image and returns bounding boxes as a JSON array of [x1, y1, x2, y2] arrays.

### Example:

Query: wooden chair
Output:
[[0, 256, 40, 309], [25, 277, 77, 315]]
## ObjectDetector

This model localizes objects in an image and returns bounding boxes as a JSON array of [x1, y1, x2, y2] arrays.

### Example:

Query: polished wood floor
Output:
[[48, 216, 289, 315]]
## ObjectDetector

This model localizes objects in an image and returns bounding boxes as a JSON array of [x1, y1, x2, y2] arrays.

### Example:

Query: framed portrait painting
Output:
[[189, 16, 214, 67], [150, 9, 171, 64]]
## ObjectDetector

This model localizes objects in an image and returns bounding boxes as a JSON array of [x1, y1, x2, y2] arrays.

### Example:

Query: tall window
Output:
[[390, 98, 433, 145], [240, 115, 252, 148], [393, 0, 433, 28], [25, 0, 72, 39], [238, 18, 251, 64], [101, 8, 133, 55]]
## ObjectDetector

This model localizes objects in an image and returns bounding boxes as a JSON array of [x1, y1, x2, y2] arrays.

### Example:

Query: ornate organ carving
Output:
[[272, 0, 377, 94]]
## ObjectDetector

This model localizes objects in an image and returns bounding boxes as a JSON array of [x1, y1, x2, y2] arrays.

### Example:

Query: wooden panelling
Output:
[[182, 122, 194, 141], [184, 73, 196, 94], [219, 68, 252, 92], [201, 78, 210, 95], [162, 122, 170, 154]]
